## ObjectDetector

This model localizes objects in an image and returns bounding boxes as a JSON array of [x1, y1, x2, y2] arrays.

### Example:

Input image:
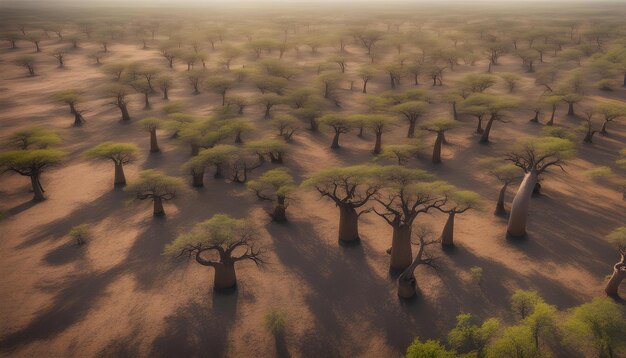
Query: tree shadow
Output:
[[149, 292, 238, 358]]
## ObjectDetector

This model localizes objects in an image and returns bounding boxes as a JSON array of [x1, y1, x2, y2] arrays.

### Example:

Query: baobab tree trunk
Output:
[[331, 132, 341, 149], [114, 163, 126, 187], [153, 197, 165, 216], [373, 132, 382, 154], [407, 119, 417, 138], [271, 196, 287, 222], [440, 211, 455, 247], [567, 103, 575, 116], [31, 175, 45, 201], [507, 170, 538, 238], [480, 115, 495, 143], [362, 80, 368, 93], [604, 256, 625, 297], [74, 112, 85, 126], [119, 104, 131, 121], [143, 93, 150, 109], [452, 102, 458, 120], [214, 262, 237, 290], [192, 169, 204, 187], [494, 182, 509, 216], [150, 129, 160, 152], [338, 204, 360, 244], [432, 132, 443, 164], [390, 224, 412, 271]]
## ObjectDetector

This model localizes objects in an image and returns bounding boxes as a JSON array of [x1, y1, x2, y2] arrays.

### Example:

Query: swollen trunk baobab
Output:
[[605, 255, 625, 297], [508, 170, 537, 237], [338, 204, 360, 243], [495, 182, 509, 216], [114, 163, 127, 186], [150, 129, 159, 153], [390, 224, 413, 271]]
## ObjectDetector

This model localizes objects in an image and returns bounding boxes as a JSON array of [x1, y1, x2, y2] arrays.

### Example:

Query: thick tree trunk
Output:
[[432, 132, 443, 164], [407, 119, 416, 138], [480, 116, 494, 143], [605, 258, 625, 297], [440, 211, 455, 247], [373, 132, 382, 154], [494, 182, 509, 216], [362, 79, 368, 93], [397, 274, 417, 299], [120, 104, 131, 121], [114, 163, 126, 187], [150, 129, 160, 153], [331, 132, 340, 149], [476, 117, 484, 133], [74, 112, 84, 126], [507, 170, 538, 238], [452, 102, 458, 120], [153, 197, 165, 216], [390, 224, 412, 271], [214, 262, 237, 290], [567, 102, 575, 116], [31, 175, 45, 201], [338, 204, 360, 244], [271, 196, 287, 222], [192, 169, 204, 187]]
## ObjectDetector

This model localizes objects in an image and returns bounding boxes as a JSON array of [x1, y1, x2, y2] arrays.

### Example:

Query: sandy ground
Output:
[[0, 20, 625, 358]]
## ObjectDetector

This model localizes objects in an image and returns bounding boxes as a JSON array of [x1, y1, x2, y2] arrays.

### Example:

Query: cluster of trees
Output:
[[405, 292, 626, 358]]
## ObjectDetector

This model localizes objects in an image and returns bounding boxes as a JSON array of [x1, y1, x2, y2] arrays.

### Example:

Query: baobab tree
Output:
[[15, 55, 35, 76], [270, 114, 299, 142], [319, 114, 354, 149], [25, 33, 42, 52], [374, 166, 448, 270], [205, 76, 234, 106], [302, 165, 382, 245], [580, 108, 600, 144], [543, 94, 562, 126], [316, 71, 343, 100], [256, 93, 283, 118], [596, 102, 626, 134], [463, 93, 518, 143], [164, 214, 264, 291], [358, 64, 376, 93], [130, 79, 152, 110], [186, 69, 207, 95], [228, 148, 263, 184], [102, 84, 132, 121], [247, 168, 295, 222], [52, 89, 86, 126], [441, 91, 463, 121], [0, 149, 67, 201], [397, 225, 440, 299], [605, 227, 626, 298], [505, 137, 575, 237], [246, 140, 289, 164], [391, 100, 429, 138], [420, 118, 458, 164], [358, 115, 397, 154], [126, 169, 186, 217], [459, 73, 498, 94], [437, 190, 480, 247], [83, 142, 138, 187], [378, 143, 422, 165], [500, 73, 521, 92], [157, 76, 173, 100], [561, 93, 583, 117], [138, 117, 164, 153]]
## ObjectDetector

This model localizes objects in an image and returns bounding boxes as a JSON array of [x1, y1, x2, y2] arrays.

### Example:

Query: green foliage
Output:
[[563, 298, 626, 358], [263, 310, 286, 335], [125, 169, 187, 200], [52, 89, 81, 104], [541, 126, 576, 141], [421, 118, 458, 132], [447, 313, 500, 355], [510, 289, 542, 319], [377, 143, 422, 165], [459, 73, 498, 93], [9, 127, 61, 150], [302, 165, 383, 203], [139, 117, 164, 131], [162, 101, 186, 114], [606, 227, 626, 249], [164, 214, 252, 255], [0, 149, 67, 175], [405, 337, 456, 358], [83, 142, 138, 164], [69, 224, 90, 245], [485, 325, 537, 358], [583, 166, 613, 180], [318, 113, 354, 132], [247, 168, 295, 199]]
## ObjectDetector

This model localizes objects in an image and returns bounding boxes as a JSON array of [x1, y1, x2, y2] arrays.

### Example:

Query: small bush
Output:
[[69, 224, 90, 246], [263, 310, 286, 335]]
